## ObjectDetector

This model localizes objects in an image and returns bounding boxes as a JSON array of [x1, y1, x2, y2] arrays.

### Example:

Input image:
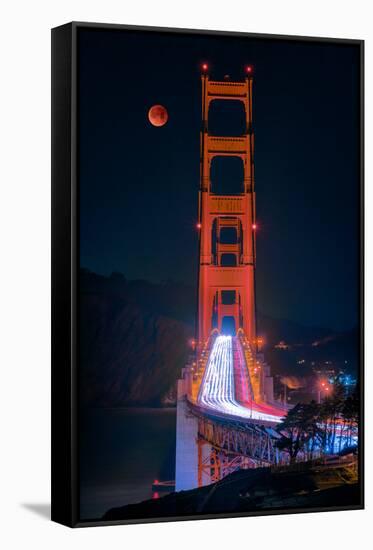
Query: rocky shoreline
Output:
[[103, 458, 360, 522]]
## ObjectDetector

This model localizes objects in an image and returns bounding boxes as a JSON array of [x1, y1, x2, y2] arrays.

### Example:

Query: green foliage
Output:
[[276, 384, 358, 462], [276, 401, 322, 463]]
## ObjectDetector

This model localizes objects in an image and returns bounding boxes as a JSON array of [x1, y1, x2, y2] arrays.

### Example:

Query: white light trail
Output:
[[198, 335, 283, 424]]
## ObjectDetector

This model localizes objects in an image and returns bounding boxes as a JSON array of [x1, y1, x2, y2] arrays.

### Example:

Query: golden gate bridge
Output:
[[175, 65, 287, 491]]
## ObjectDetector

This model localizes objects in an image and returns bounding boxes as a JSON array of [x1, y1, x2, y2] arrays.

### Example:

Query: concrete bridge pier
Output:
[[175, 380, 199, 491]]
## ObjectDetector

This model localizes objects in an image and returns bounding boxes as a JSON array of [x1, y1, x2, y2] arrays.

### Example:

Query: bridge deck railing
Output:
[[237, 332, 262, 401]]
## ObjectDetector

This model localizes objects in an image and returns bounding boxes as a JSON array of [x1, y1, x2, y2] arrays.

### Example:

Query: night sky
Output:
[[79, 28, 361, 332]]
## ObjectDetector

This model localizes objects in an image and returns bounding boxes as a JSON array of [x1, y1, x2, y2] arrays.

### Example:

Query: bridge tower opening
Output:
[[221, 316, 236, 336], [197, 71, 257, 346]]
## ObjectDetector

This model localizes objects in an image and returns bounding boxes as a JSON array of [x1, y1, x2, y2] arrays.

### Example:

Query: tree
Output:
[[275, 381, 360, 464], [302, 400, 323, 459], [341, 385, 359, 449], [318, 381, 345, 453], [275, 402, 321, 464]]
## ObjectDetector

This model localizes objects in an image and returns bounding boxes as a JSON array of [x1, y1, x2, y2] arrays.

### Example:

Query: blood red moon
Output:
[[148, 104, 168, 127]]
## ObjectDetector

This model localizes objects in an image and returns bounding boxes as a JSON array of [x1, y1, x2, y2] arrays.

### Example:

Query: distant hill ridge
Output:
[[80, 269, 358, 407]]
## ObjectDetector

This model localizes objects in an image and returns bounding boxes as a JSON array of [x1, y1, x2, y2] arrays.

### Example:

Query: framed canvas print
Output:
[[51, 22, 364, 527]]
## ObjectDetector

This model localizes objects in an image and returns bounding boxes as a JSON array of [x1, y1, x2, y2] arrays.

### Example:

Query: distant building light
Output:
[[275, 341, 289, 350]]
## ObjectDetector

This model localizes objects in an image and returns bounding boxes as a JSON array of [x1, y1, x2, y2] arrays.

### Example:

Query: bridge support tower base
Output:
[[175, 383, 200, 491]]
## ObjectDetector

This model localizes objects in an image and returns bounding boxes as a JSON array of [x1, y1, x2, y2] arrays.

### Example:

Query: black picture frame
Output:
[[51, 21, 364, 528]]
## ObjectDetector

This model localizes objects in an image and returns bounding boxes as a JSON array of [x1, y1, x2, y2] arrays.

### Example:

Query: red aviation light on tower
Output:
[[196, 222, 202, 230], [201, 63, 209, 72], [245, 65, 253, 75], [252, 223, 257, 231]]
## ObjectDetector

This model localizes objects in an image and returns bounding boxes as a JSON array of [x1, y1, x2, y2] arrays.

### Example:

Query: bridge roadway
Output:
[[197, 335, 285, 425]]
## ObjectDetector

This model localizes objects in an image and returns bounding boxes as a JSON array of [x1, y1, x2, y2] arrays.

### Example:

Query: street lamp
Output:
[[318, 380, 329, 403]]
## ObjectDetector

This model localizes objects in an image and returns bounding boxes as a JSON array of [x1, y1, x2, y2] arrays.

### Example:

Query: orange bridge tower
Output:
[[197, 67, 257, 346]]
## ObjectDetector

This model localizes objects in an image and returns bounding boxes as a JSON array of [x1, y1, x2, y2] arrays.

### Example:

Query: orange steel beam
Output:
[[197, 71, 257, 347]]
